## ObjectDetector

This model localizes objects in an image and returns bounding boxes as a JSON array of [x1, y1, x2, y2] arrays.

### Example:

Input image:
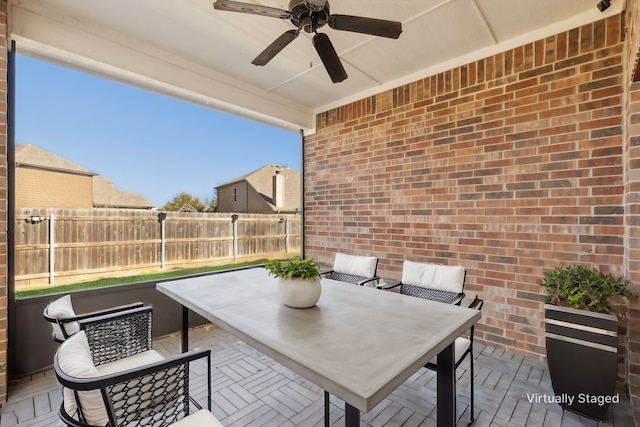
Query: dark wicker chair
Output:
[[53, 305, 222, 426], [44, 294, 145, 343], [380, 260, 481, 426], [320, 252, 380, 287]]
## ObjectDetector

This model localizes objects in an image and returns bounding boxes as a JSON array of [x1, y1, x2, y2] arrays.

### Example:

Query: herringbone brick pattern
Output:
[[0, 324, 633, 427]]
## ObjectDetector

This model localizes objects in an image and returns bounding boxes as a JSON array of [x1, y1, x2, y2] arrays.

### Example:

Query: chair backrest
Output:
[[44, 294, 81, 343], [54, 307, 211, 427], [328, 253, 378, 285], [44, 295, 146, 344], [400, 260, 466, 304]]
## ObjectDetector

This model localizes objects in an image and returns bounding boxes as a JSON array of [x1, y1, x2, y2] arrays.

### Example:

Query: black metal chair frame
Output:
[[44, 298, 145, 343], [321, 257, 379, 427], [424, 296, 483, 426], [378, 270, 467, 305], [378, 266, 482, 426], [54, 306, 215, 426], [320, 258, 380, 287], [55, 349, 212, 427]]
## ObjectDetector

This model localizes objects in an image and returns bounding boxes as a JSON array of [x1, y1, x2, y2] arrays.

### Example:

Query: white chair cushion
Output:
[[47, 294, 80, 340], [429, 337, 471, 365], [401, 260, 465, 294], [333, 253, 377, 278], [96, 350, 164, 375], [169, 409, 224, 427], [58, 331, 109, 426]]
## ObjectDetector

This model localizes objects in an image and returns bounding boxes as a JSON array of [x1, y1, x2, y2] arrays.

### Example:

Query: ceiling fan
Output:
[[213, 0, 403, 83]]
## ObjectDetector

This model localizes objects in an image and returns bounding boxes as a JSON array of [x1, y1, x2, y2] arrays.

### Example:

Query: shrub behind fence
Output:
[[16, 208, 301, 289]]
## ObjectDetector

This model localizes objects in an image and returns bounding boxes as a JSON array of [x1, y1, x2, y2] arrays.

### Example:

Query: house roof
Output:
[[16, 144, 155, 209], [92, 176, 155, 209], [10, 0, 623, 133], [16, 144, 95, 176]]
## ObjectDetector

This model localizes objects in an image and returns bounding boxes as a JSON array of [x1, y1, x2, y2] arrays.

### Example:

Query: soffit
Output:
[[9, 0, 624, 132]]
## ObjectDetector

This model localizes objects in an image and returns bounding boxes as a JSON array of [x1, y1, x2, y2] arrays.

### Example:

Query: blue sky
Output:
[[15, 55, 301, 207]]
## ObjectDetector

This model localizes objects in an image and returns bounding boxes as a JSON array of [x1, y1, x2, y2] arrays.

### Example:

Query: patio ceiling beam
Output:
[[10, 3, 314, 133]]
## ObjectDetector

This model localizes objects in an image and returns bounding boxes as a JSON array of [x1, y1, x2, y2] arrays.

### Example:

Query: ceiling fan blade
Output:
[[213, 0, 291, 20], [329, 15, 402, 39], [313, 33, 347, 83], [252, 30, 299, 66]]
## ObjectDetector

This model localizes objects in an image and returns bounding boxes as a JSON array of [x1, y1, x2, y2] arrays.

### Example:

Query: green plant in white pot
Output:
[[540, 265, 636, 421], [265, 257, 321, 308]]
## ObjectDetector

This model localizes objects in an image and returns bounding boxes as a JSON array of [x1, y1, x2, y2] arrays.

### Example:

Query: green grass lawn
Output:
[[16, 259, 269, 298]]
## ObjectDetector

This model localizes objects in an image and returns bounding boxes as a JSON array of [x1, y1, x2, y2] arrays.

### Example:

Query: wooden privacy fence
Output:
[[15, 208, 301, 289]]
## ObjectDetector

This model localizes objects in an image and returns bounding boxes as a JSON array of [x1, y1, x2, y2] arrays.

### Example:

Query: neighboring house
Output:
[[216, 164, 300, 214], [16, 144, 154, 209]]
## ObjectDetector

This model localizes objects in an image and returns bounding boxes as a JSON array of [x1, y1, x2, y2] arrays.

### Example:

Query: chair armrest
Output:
[[377, 280, 401, 290], [319, 269, 335, 276], [357, 276, 380, 287], [55, 349, 212, 427], [80, 306, 153, 366], [452, 293, 465, 306], [468, 296, 483, 310]]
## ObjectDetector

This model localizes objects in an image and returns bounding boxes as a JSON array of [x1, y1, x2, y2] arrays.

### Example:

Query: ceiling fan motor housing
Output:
[[289, 0, 330, 32]]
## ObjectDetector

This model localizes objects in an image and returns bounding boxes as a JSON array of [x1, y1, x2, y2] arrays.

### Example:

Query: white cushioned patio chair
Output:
[[379, 259, 466, 305], [44, 294, 145, 343], [320, 252, 380, 287], [321, 252, 379, 426], [380, 260, 481, 425], [53, 305, 222, 426], [425, 295, 483, 426]]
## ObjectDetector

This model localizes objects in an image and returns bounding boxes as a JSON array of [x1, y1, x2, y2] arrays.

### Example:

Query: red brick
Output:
[[303, 13, 636, 384]]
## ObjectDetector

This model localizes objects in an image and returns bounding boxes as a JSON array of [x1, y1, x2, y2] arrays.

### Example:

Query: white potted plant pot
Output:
[[265, 257, 322, 309], [278, 278, 321, 308]]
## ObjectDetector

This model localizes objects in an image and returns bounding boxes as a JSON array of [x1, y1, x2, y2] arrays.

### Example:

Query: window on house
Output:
[[233, 187, 237, 202]]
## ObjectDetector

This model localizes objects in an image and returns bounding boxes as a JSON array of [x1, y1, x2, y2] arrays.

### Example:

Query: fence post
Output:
[[231, 214, 239, 260], [49, 213, 55, 285], [282, 217, 289, 254], [158, 212, 167, 269]]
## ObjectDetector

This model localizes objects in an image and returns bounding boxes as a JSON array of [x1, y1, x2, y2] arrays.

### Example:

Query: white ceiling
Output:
[[9, 0, 625, 133]]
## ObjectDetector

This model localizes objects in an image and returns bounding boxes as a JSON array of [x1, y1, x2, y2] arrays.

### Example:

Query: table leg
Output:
[[344, 402, 360, 426], [181, 305, 189, 353], [325, 391, 330, 427], [436, 342, 456, 427]]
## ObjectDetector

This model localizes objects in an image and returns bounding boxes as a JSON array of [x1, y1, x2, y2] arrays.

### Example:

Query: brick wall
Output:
[[304, 15, 626, 360], [625, 79, 640, 424], [627, 0, 640, 84], [624, 0, 640, 417], [0, 0, 7, 404]]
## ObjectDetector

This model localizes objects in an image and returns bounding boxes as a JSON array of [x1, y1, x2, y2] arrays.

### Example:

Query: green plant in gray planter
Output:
[[265, 257, 321, 308], [540, 265, 636, 421]]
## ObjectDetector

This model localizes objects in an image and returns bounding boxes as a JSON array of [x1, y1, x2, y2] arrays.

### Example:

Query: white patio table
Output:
[[157, 266, 480, 427]]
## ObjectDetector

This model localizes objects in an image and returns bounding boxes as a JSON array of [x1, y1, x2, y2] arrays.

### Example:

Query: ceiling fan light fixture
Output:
[[305, 0, 327, 13]]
